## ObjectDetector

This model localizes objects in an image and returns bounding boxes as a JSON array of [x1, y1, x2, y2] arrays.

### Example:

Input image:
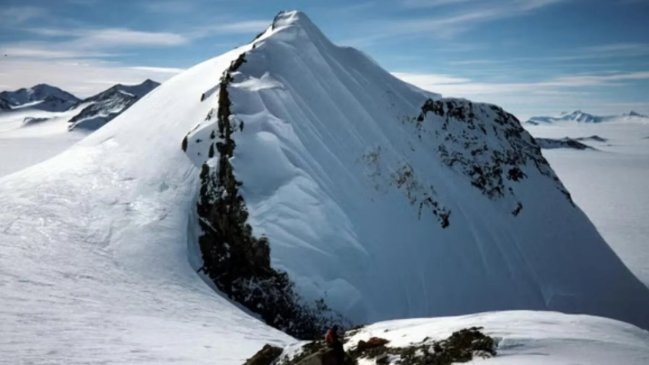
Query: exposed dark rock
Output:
[[275, 327, 497, 365], [414, 98, 573, 206], [22, 117, 50, 125], [68, 80, 159, 131], [575, 135, 607, 143], [243, 344, 284, 365], [0, 84, 80, 112], [535, 137, 594, 150], [193, 52, 344, 339], [354, 337, 390, 355]]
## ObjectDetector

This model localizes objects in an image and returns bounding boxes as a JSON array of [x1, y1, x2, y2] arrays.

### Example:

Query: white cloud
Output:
[[386, 0, 569, 39], [130, 66, 185, 74], [393, 70, 649, 120], [77, 28, 188, 47], [0, 59, 182, 97], [23, 27, 189, 48], [394, 70, 649, 95], [0, 45, 116, 59]]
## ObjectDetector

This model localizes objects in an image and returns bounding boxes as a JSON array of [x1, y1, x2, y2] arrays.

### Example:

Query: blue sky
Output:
[[0, 0, 647, 119]]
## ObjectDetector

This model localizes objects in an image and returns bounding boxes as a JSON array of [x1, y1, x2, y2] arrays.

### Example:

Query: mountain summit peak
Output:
[[272, 10, 311, 28], [264, 10, 331, 45]]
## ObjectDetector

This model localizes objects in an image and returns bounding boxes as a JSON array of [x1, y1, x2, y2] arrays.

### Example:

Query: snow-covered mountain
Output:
[[181, 11, 649, 333], [1, 10, 649, 363], [68, 79, 159, 130], [0, 84, 80, 112], [526, 110, 649, 125]]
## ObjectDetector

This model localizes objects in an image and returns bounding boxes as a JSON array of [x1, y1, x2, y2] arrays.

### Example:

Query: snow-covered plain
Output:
[[525, 119, 649, 287], [0, 107, 88, 176]]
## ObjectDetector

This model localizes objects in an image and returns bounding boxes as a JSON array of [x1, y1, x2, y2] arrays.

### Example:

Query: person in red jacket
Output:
[[324, 325, 344, 364]]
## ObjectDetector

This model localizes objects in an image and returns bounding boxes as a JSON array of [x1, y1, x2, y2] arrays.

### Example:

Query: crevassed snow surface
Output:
[[0, 45, 291, 363], [185, 11, 649, 329], [526, 121, 649, 287], [339, 311, 649, 365]]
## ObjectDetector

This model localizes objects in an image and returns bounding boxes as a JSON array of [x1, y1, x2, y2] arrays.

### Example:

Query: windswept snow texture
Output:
[[183, 11, 649, 329], [0, 47, 292, 363], [336, 311, 649, 365]]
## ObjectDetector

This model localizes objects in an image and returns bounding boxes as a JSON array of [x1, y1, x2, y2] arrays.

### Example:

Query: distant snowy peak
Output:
[[68, 79, 159, 131], [0, 84, 80, 112], [84, 79, 159, 103], [623, 110, 648, 118], [526, 110, 649, 125]]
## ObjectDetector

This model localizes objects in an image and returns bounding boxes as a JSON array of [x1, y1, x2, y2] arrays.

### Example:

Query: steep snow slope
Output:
[[0, 45, 292, 363], [526, 121, 649, 287], [184, 11, 649, 329], [0, 84, 80, 112]]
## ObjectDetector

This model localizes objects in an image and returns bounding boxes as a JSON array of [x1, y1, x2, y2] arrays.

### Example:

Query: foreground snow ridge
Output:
[[184, 10, 649, 330], [340, 311, 649, 365]]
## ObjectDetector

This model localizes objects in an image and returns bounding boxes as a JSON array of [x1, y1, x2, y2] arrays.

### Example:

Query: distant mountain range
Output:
[[67, 79, 159, 130], [0, 84, 80, 112], [526, 110, 649, 125], [0, 80, 159, 131]]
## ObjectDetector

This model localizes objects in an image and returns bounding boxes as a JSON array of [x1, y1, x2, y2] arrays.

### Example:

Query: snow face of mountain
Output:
[[68, 79, 159, 130], [182, 10, 649, 333], [527, 110, 649, 125], [0, 84, 80, 112]]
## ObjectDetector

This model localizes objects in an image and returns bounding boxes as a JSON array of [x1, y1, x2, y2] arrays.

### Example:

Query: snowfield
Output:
[[1, 9, 648, 364], [0, 107, 89, 176]]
